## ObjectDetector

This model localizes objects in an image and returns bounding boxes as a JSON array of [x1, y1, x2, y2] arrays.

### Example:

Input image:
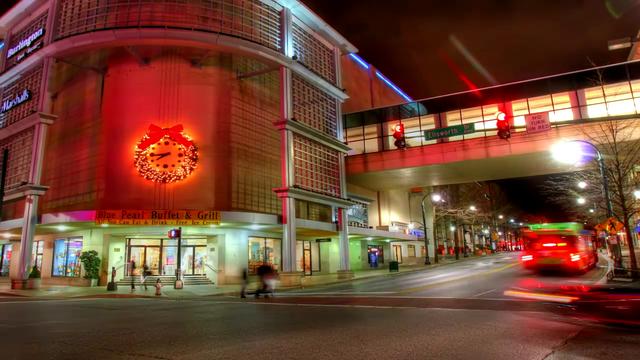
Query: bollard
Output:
[[107, 266, 117, 291]]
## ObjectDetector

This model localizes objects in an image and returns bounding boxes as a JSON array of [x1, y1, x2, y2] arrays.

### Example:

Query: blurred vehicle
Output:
[[505, 284, 640, 327], [520, 222, 598, 273]]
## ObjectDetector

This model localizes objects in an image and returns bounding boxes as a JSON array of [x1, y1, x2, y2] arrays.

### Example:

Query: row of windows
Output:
[[345, 79, 640, 155]]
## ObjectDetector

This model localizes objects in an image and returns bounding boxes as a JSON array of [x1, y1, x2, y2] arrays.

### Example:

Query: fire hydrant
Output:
[[155, 278, 163, 296]]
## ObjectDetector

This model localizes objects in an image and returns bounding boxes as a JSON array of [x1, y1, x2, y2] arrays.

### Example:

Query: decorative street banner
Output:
[[424, 123, 475, 141], [95, 210, 220, 226], [525, 112, 551, 133]]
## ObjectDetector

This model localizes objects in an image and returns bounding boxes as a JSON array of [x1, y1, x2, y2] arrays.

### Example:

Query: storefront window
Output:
[[1, 244, 12, 276], [52, 238, 83, 277], [408, 245, 416, 257], [31, 240, 44, 272], [248, 237, 281, 275]]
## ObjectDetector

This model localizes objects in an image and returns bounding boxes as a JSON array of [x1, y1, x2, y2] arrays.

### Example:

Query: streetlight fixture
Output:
[[498, 215, 504, 219], [589, 208, 595, 213], [634, 190, 640, 200], [469, 205, 477, 211], [577, 181, 588, 189], [550, 140, 613, 217], [509, 219, 515, 223], [577, 197, 586, 205], [449, 225, 456, 232], [431, 193, 442, 203]]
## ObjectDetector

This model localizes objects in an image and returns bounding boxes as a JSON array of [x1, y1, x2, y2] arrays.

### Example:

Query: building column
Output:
[[10, 117, 53, 289], [336, 103, 352, 278], [276, 62, 301, 286], [14, 194, 39, 284], [281, 196, 297, 273]]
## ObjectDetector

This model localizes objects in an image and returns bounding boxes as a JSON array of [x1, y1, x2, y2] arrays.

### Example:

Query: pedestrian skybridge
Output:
[[344, 61, 640, 189]]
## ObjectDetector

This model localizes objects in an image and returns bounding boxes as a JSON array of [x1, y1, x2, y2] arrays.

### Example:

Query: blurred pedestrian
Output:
[[240, 268, 248, 299], [142, 264, 150, 290], [255, 264, 273, 298], [130, 260, 136, 292]]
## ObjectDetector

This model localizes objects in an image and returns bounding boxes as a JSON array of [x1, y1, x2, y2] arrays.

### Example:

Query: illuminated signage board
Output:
[[0, 89, 31, 114], [7, 27, 45, 59], [95, 210, 221, 226]]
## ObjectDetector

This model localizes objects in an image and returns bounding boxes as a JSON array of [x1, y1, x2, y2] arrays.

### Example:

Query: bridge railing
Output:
[[344, 61, 640, 155]]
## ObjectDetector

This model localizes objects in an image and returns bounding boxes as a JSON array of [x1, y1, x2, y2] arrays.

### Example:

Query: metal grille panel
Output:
[[55, 0, 282, 51], [0, 64, 43, 129], [292, 73, 338, 138], [0, 128, 34, 191], [293, 134, 340, 197], [4, 12, 48, 71], [292, 20, 336, 85]]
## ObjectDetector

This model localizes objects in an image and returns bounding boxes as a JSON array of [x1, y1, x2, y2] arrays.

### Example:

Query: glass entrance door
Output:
[[145, 247, 160, 275], [128, 246, 161, 275], [127, 239, 206, 276], [181, 246, 207, 275], [393, 245, 403, 263], [303, 248, 312, 275]]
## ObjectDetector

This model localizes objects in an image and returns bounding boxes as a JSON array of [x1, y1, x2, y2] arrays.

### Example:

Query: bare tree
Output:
[[544, 116, 640, 275]]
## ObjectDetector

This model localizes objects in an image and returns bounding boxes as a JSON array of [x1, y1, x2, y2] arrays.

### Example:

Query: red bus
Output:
[[521, 223, 598, 273]]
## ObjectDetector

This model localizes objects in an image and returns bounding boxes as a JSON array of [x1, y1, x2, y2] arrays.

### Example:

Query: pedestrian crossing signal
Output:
[[393, 123, 406, 149], [168, 228, 181, 238], [496, 111, 510, 140]]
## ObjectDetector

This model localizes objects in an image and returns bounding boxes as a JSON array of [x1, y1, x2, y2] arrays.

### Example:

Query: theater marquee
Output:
[[95, 210, 220, 226]]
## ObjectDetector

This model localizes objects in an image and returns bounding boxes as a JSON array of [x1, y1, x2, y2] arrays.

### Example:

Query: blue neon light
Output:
[[375, 71, 413, 102], [349, 53, 369, 69]]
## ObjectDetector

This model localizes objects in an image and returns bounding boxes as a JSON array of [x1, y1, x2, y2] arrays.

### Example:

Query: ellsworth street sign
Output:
[[424, 123, 475, 141]]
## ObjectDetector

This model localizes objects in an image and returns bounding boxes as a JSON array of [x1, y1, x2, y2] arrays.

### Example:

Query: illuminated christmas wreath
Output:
[[134, 124, 198, 183]]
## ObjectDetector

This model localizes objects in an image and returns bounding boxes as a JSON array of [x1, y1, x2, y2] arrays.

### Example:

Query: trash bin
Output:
[[389, 261, 399, 272]]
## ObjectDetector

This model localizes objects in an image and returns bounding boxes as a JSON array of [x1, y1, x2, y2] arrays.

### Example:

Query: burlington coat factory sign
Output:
[[7, 27, 45, 59], [0, 89, 31, 114]]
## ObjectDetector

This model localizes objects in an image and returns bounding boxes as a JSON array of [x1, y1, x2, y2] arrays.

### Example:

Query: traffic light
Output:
[[168, 228, 181, 239], [495, 111, 510, 140], [392, 123, 406, 149]]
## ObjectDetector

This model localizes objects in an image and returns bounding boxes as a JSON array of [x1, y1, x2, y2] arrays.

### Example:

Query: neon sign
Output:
[[7, 27, 45, 59], [0, 89, 31, 114]]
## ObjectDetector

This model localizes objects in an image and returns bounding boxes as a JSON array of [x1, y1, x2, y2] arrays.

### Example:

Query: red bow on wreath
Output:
[[137, 124, 193, 150]]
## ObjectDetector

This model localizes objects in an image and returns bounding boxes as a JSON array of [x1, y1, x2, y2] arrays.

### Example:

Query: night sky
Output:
[[303, 0, 640, 99]]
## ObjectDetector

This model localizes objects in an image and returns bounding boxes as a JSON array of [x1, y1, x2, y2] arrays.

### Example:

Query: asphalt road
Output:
[[1, 253, 638, 359]]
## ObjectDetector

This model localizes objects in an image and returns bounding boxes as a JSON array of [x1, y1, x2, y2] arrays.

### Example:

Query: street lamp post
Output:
[[551, 140, 619, 259], [430, 193, 443, 264], [420, 194, 432, 265]]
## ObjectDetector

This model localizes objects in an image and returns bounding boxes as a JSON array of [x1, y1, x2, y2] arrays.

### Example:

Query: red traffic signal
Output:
[[392, 123, 406, 149], [495, 111, 510, 140], [168, 228, 181, 238]]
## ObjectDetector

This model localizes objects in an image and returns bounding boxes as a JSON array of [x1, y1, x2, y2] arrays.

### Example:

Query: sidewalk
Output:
[[0, 252, 510, 300]]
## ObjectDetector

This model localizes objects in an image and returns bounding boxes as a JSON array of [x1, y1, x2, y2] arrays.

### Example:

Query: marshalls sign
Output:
[[525, 112, 551, 133]]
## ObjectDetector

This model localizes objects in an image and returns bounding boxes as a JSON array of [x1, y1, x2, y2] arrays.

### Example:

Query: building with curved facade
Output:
[[0, 0, 420, 288]]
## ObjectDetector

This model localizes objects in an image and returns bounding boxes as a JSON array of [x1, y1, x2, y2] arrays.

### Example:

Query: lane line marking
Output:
[[472, 289, 496, 297]]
